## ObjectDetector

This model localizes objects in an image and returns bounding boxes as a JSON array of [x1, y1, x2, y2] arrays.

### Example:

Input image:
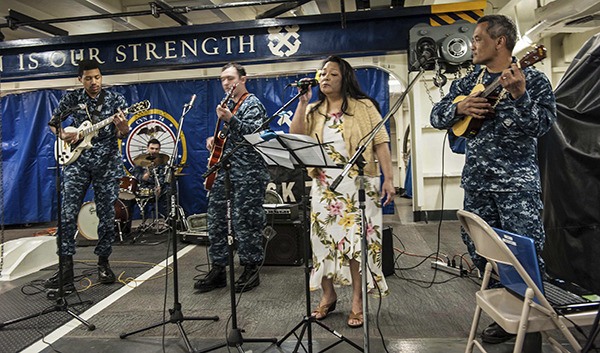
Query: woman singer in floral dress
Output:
[[290, 56, 395, 328]]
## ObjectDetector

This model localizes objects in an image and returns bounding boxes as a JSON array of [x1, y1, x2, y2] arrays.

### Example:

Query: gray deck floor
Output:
[[0, 198, 596, 353]]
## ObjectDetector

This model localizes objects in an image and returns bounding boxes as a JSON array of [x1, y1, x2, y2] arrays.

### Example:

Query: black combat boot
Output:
[[194, 264, 226, 293], [234, 264, 260, 293], [43, 255, 75, 293], [98, 256, 116, 284]]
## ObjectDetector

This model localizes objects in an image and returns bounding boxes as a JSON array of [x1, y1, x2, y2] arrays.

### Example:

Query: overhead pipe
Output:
[[0, 0, 296, 31]]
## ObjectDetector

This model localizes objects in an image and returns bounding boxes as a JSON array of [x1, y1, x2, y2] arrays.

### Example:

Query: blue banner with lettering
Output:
[[1, 68, 390, 225], [0, 3, 473, 81]]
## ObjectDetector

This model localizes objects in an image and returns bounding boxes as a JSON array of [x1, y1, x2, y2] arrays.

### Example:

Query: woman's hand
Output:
[[381, 179, 396, 206], [298, 79, 313, 104]]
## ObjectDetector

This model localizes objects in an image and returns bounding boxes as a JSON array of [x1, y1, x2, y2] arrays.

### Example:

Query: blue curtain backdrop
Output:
[[1, 68, 390, 225]]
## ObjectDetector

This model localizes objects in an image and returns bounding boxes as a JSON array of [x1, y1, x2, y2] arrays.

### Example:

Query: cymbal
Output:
[[133, 153, 170, 167], [174, 173, 189, 177]]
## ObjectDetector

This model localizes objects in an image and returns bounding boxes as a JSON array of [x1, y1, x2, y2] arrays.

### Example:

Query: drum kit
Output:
[[76, 152, 188, 242]]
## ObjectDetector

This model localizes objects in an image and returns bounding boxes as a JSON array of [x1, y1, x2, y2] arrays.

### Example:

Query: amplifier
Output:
[[263, 220, 304, 266], [264, 203, 299, 221]]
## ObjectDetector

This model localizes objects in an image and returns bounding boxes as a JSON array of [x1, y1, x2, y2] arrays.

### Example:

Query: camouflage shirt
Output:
[[132, 164, 168, 189], [50, 88, 128, 164], [223, 93, 268, 172], [430, 64, 556, 192]]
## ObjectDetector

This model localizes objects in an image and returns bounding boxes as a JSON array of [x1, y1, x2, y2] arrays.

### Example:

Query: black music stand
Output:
[[247, 132, 363, 353], [120, 97, 219, 353], [1, 113, 95, 331]]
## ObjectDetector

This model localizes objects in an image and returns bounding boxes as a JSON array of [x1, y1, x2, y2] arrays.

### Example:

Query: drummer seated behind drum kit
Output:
[[128, 151, 172, 236], [78, 149, 178, 242]]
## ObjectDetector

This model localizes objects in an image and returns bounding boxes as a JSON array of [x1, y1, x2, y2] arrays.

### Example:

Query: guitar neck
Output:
[[82, 115, 115, 137], [481, 78, 502, 98], [81, 106, 131, 137]]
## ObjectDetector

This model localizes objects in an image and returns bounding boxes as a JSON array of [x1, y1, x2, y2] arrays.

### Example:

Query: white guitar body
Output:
[[55, 121, 98, 165]]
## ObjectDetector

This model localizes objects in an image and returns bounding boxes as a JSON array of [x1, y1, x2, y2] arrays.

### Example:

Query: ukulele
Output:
[[204, 83, 238, 191], [451, 45, 547, 138]]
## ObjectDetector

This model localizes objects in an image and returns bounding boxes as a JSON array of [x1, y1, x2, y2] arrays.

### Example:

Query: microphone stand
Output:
[[1, 117, 95, 331], [328, 69, 424, 353], [120, 98, 219, 353]]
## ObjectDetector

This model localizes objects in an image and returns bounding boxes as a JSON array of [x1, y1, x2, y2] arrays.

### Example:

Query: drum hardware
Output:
[[130, 194, 167, 242], [130, 164, 188, 242]]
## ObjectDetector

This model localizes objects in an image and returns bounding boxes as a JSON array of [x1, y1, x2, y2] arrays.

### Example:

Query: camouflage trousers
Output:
[[207, 169, 269, 267], [60, 158, 119, 257], [462, 190, 546, 274]]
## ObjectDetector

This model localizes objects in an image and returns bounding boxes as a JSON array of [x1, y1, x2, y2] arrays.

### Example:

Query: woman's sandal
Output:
[[311, 299, 337, 320], [347, 311, 364, 328]]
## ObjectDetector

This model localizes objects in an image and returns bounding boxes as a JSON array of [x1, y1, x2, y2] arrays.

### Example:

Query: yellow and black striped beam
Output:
[[429, 0, 485, 26]]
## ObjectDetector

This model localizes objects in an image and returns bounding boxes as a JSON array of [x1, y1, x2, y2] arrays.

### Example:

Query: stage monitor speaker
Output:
[[382, 227, 395, 277], [263, 221, 303, 266]]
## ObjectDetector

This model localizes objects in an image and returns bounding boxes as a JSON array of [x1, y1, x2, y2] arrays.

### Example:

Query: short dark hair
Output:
[[77, 59, 101, 77], [477, 14, 518, 51], [147, 138, 161, 147], [221, 62, 246, 77]]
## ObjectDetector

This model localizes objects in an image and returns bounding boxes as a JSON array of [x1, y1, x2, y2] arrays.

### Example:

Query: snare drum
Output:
[[119, 176, 138, 200], [137, 187, 155, 198], [77, 200, 130, 240]]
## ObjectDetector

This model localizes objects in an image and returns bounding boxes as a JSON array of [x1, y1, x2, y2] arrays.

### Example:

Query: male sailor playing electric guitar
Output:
[[47, 59, 130, 293], [195, 62, 269, 294], [430, 14, 556, 345]]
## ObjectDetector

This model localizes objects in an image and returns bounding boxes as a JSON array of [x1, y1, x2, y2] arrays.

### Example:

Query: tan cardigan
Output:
[[303, 97, 390, 178]]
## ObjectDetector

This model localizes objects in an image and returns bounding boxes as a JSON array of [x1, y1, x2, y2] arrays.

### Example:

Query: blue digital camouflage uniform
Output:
[[430, 63, 556, 272], [207, 94, 269, 267], [50, 88, 128, 257], [132, 163, 169, 217]]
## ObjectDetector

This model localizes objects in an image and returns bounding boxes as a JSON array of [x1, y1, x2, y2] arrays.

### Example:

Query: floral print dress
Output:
[[309, 112, 388, 296]]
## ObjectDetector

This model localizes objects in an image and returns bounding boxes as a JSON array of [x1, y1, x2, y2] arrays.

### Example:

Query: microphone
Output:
[[58, 103, 86, 119], [411, 37, 437, 70], [186, 94, 197, 108], [65, 103, 87, 113], [289, 78, 319, 88], [418, 47, 435, 66]]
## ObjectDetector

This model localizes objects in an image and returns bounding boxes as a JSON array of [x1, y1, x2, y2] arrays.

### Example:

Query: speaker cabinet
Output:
[[263, 221, 304, 266]]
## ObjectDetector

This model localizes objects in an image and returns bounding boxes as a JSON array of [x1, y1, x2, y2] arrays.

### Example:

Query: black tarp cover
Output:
[[539, 34, 600, 293]]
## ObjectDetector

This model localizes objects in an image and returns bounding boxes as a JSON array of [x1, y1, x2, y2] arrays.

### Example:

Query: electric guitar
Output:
[[204, 84, 238, 191], [55, 100, 151, 165], [451, 45, 547, 138]]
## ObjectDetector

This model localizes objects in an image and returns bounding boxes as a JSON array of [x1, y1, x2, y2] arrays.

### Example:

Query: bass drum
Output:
[[77, 200, 129, 240]]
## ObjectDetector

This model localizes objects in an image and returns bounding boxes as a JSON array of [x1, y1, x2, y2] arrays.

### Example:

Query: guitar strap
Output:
[[221, 92, 249, 135], [230, 92, 249, 116], [89, 90, 106, 124], [478, 69, 508, 109]]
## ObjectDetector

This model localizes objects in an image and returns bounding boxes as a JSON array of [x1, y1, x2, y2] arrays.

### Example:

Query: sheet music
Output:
[[244, 131, 339, 169]]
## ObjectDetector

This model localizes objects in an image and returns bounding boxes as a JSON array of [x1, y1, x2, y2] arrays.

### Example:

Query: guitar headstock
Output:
[[125, 100, 151, 115], [519, 45, 546, 69], [221, 83, 238, 107]]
